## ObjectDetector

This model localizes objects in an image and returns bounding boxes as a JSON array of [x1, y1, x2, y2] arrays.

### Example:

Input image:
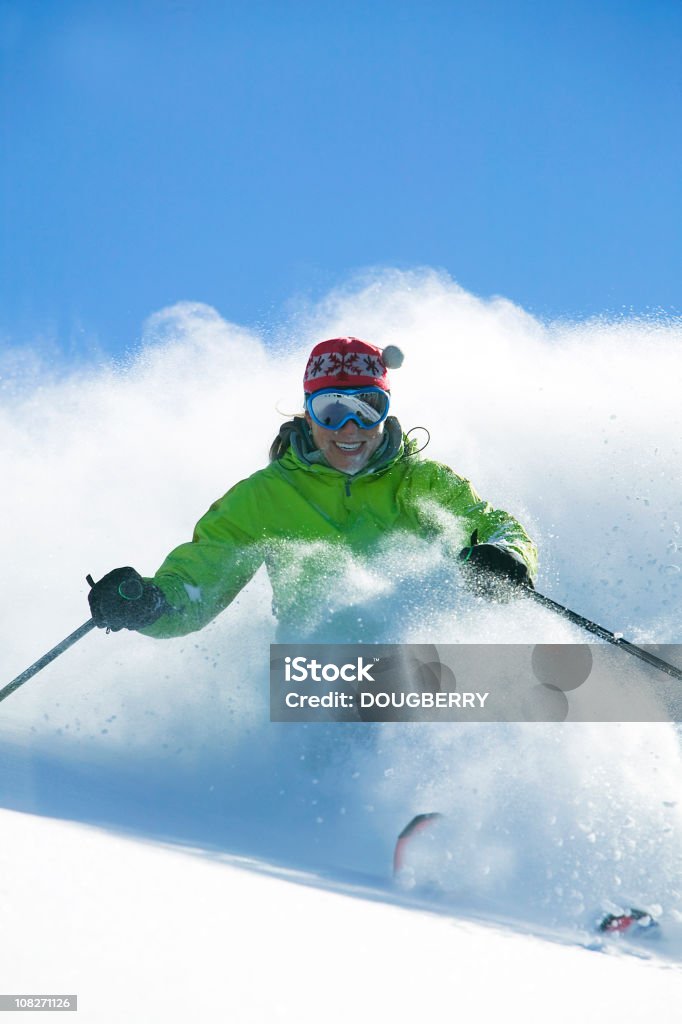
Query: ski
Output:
[[598, 908, 659, 936], [393, 812, 443, 876]]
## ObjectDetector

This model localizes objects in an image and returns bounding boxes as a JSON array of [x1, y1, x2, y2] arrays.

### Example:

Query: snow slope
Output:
[[1, 807, 680, 1024], [1, 273, 682, 1020]]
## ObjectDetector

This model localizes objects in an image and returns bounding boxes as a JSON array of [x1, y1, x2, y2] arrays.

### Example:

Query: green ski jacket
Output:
[[142, 418, 537, 638]]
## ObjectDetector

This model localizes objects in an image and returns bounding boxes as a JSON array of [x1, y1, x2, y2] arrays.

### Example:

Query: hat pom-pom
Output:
[[382, 345, 404, 369]]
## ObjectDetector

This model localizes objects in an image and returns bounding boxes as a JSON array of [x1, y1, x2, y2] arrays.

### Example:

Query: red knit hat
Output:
[[303, 337, 404, 393]]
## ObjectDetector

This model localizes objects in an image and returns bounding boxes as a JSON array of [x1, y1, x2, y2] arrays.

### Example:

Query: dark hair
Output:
[[269, 416, 306, 462]]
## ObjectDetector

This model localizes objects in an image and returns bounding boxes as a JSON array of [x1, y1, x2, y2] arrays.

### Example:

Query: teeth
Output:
[[336, 443, 362, 450]]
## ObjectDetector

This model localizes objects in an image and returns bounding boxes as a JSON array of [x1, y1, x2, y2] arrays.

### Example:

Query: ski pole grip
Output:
[[86, 570, 143, 600]]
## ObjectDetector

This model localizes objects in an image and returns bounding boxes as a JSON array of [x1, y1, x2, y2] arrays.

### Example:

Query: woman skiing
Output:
[[88, 337, 537, 639]]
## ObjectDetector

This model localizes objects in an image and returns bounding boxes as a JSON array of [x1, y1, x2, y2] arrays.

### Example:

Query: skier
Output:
[[87, 337, 537, 638]]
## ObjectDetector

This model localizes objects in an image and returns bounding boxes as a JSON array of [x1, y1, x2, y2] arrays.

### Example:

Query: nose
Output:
[[336, 420, 362, 436]]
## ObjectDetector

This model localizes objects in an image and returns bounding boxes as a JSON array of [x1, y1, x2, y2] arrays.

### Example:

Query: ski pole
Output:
[[0, 618, 96, 705], [524, 586, 682, 682], [0, 574, 100, 705]]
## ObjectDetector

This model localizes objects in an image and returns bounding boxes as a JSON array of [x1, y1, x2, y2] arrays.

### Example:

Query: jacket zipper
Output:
[[345, 479, 351, 497]]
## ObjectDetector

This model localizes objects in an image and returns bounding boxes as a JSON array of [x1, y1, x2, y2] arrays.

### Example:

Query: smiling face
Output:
[[306, 413, 384, 474]]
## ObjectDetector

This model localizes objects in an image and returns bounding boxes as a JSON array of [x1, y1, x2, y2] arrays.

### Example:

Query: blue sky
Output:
[[1, 0, 680, 359]]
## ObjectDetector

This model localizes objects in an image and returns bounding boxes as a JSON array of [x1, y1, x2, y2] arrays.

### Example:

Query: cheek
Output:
[[314, 429, 334, 451], [308, 421, 325, 449]]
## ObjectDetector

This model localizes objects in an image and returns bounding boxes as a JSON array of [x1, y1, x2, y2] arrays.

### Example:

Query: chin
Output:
[[333, 453, 371, 473]]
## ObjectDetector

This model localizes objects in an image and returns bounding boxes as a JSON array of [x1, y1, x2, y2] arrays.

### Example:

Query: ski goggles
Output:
[[305, 387, 390, 431]]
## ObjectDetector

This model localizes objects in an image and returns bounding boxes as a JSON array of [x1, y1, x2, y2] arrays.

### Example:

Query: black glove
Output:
[[458, 534, 533, 596], [88, 567, 169, 631]]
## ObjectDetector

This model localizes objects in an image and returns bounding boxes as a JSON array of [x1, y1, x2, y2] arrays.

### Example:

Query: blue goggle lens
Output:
[[306, 388, 390, 430]]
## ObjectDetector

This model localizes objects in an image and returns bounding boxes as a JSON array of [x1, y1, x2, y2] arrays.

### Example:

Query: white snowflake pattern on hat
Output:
[[304, 352, 384, 382]]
